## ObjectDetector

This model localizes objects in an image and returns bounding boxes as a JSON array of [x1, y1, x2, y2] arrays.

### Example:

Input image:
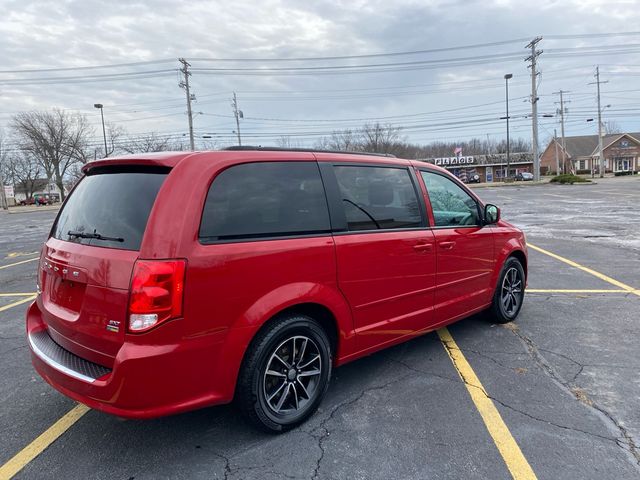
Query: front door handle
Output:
[[413, 243, 433, 253], [439, 241, 456, 250]]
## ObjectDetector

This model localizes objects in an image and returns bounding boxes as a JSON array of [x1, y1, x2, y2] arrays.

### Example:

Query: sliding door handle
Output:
[[413, 243, 433, 252]]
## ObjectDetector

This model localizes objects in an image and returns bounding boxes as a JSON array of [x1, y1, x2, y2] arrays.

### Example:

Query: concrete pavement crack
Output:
[[391, 356, 621, 444], [307, 373, 413, 480], [505, 324, 640, 468]]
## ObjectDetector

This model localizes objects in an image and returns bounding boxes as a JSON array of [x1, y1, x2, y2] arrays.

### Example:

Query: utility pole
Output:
[[0, 168, 7, 210], [554, 129, 560, 175], [232, 92, 243, 146], [0, 136, 7, 209], [503, 73, 513, 181], [589, 66, 608, 178], [553, 90, 569, 174], [525, 37, 543, 181], [179, 58, 195, 151]]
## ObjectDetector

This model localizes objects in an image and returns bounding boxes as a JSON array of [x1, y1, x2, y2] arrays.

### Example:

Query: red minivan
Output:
[[27, 148, 527, 432]]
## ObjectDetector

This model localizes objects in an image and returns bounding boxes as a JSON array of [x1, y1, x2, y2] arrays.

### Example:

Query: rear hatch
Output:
[[39, 166, 168, 367]]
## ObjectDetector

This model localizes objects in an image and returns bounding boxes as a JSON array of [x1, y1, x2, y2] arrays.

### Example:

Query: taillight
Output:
[[37, 249, 46, 295], [128, 259, 186, 333]]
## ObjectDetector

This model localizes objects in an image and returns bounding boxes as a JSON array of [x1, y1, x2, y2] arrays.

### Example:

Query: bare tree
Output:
[[276, 135, 303, 149], [315, 129, 358, 151], [121, 133, 184, 153], [5, 153, 43, 202], [105, 122, 127, 157], [359, 123, 404, 154], [603, 121, 622, 135], [11, 109, 93, 200]]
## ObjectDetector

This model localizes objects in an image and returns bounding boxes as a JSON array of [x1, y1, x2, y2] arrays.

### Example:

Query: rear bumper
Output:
[[26, 300, 235, 419]]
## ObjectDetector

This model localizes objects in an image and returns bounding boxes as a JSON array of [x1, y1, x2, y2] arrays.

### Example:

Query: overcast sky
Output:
[[1, 0, 639, 153]]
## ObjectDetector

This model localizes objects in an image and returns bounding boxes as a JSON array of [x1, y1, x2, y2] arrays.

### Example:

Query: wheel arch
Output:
[[213, 284, 355, 403], [509, 249, 528, 279]]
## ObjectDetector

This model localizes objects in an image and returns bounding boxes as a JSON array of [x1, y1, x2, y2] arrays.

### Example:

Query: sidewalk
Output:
[[4, 205, 61, 214], [468, 178, 551, 189]]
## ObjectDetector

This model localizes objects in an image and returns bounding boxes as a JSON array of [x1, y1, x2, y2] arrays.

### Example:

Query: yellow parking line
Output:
[[0, 293, 37, 297], [0, 257, 39, 271], [0, 295, 36, 313], [528, 244, 640, 297], [0, 404, 89, 480], [526, 289, 631, 294], [438, 328, 537, 480]]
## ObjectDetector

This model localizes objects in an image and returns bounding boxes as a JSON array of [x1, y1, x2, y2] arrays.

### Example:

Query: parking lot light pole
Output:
[[504, 74, 513, 181], [94, 103, 108, 157]]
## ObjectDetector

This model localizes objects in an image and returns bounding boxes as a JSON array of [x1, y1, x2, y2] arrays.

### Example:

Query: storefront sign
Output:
[[433, 156, 475, 166]]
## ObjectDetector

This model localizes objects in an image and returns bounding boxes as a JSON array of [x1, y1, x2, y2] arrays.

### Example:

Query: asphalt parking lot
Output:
[[1, 176, 639, 480]]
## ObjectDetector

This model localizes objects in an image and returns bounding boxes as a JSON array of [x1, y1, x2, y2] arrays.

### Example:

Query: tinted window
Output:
[[200, 162, 330, 241], [421, 171, 480, 227], [53, 171, 167, 250], [333, 165, 422, 231]]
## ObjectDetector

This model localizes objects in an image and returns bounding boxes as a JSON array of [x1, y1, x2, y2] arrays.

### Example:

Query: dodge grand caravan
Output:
[[27, 148, 527, 432]]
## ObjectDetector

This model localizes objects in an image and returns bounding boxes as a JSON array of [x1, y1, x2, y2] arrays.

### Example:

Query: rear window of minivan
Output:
[[199, 161, 330, 242], [52, 169, 167, 251]]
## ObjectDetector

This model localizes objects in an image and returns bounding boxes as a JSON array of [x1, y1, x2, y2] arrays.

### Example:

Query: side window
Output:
[[420, 171, 480, 227], [333, 165, 422, 231], [200, 162, 330, 241]]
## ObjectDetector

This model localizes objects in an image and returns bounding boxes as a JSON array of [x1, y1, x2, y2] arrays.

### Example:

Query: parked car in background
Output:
[[466, 173, 481, 183], [27, 148, 528, 432], [34, 193, 60, 205], [516, 172, 534, 181], [18, 197, 36, 206]]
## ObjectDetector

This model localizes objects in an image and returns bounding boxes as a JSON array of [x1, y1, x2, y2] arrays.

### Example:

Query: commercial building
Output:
[[420, 152, 533, 183], [540, 132, 640, 175]]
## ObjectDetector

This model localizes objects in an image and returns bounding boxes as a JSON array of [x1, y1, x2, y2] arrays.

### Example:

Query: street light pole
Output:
[[504, 73, 513, 181], [94, 103, 108, 157]]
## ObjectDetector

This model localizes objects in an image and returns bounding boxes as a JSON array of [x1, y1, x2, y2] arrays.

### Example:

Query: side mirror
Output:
[[484, 204, 500, 225]]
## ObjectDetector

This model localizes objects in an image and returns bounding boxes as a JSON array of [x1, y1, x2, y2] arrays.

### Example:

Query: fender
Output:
[[211, 282, 355, 402], [491, 230, 528, 291]]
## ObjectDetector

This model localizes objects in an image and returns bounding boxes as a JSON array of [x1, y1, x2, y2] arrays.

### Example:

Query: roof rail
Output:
[[222, 145, 396, 158]]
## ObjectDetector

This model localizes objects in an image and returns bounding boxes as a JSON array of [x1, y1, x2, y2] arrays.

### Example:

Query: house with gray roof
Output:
[[540, 132, 640, 175]]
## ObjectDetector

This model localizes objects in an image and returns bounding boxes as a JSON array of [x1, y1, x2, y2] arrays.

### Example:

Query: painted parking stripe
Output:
[[528, 244, 640, 297], [0, 404, 89, 480], [438, 327, 537, 480], [0, 293, 37, 297], [0, 295, 36, 313], [0, 257, 39, 271], [526, 289, 635, 294]]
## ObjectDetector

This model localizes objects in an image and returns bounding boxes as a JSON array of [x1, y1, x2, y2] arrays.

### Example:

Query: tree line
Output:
[[1, 110, 534, 202], [298, 123, 531, 159], [0, 109, 194, 201]]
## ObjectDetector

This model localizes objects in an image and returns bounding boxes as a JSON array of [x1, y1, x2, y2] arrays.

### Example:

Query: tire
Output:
[[236, 314, 332, 433], [488, 256, 525, 324]]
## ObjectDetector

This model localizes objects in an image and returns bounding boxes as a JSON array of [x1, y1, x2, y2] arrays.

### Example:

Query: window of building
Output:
[[614, 157, 632, 172], [333, 165, 422, 231], [420, 171, 480, 227], [200, 162, 331, 242]]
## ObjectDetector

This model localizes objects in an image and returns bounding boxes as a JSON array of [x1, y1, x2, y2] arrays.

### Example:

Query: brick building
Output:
[[540, 132, 640, 175]]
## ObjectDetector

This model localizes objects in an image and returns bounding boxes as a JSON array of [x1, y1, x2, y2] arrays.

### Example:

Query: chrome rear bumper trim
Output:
[[28, 330, 111, 383]]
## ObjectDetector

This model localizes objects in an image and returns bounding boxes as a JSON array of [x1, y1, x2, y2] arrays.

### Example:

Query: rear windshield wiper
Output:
[[67, 230, 124, 243]]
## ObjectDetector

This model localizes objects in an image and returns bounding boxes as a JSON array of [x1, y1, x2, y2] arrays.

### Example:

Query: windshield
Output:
[[52, 170, 167, 251]]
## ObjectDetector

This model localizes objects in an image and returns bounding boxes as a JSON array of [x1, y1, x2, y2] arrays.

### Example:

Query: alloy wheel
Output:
[[262, 335, 322, 415], [501, 267, 523, 316]]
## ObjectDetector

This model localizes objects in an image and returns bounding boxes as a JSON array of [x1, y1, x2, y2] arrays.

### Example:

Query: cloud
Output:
[[1, 0, 639, 150]]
